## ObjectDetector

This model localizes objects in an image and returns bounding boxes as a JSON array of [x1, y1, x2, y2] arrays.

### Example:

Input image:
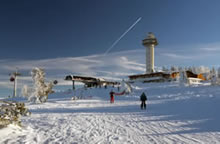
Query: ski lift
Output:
[[10, 77, 15, 82], [53, 80, 58, 85]]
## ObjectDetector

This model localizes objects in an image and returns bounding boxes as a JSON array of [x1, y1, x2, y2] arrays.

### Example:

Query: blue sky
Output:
[[1, 0, 220, 97], [0, 0, 220, 60]]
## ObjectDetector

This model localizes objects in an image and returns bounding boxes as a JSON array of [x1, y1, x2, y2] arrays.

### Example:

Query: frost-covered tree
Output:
[[22, 67, 57, 103], [218, 67, 220, 79], [187, 66, 193, 72], [198, 66, 210, 74], [179, 70, 188, 86], [210, 67, 218, 85], [210, 67, 216, 79], [194, 66, 210, 80], [192, 66, 197, 74], [171, 66, 178, 72], [22, 85, 31, 97], [162, 66, 169, 72], [178, 66, 183, 72]]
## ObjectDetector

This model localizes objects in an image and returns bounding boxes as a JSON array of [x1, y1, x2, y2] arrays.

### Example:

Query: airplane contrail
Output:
[[104, 17, 142, 55]]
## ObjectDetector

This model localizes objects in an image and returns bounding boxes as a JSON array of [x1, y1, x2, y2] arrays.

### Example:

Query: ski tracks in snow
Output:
[[1, 98, 220, 144]]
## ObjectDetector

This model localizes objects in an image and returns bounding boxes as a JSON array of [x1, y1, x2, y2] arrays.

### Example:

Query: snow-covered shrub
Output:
[[0, 100, 31, 128]]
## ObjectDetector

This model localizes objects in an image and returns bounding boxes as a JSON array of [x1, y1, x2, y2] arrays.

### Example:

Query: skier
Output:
[[140, 92, 147, 109], [109, 90, 125, 103], [110, 90, 115, 103]]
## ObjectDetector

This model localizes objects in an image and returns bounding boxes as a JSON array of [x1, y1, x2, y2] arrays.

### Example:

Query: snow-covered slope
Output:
[[1, 82, 220, 144]]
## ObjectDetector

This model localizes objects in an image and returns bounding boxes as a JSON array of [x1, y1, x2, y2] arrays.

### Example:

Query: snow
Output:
[[1, 82, 220, 143]]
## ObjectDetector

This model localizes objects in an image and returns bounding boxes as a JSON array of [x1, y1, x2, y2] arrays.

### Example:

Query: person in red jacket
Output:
[[110, 90, 115, 103], [109, 90, 125, 103]]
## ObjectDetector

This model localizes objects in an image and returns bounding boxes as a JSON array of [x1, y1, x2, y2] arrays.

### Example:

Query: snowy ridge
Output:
[[1, 82, 220, 143]]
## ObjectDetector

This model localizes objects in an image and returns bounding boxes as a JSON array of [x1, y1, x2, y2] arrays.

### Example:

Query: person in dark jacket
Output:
[[140, 92, 147, 109]]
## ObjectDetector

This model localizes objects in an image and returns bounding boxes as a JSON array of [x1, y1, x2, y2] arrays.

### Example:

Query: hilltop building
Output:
[[65, 75, 119, 89], [128, 32, 170, 82], [143, 32, 158, 73]]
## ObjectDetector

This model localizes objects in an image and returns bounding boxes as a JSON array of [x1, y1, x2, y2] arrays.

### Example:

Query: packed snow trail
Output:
[[1, 83, 220, 144]]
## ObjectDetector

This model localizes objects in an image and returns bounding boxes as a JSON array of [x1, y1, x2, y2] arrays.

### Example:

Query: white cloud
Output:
[[200, 47, 220, 52], [160, 53, 193, 60], [0, 44, 220, 91], [0, 50, 146, 89], [154, 42, 220, 67]]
